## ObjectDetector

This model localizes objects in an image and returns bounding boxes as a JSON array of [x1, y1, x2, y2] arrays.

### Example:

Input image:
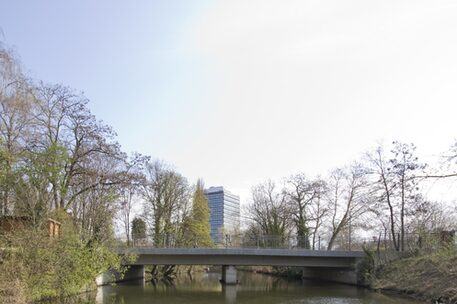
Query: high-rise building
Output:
[[204, 186, 240, 243]]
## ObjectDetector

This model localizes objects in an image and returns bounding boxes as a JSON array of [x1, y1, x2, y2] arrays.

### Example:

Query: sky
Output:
[[1, 0, 457, 204]]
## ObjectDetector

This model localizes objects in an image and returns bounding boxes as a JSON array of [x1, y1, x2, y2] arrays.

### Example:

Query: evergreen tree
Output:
[[182, 179, 213, 247], [131, 217, 147, 241]]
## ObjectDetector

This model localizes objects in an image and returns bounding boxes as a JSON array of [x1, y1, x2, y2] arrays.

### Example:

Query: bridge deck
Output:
[[118, 248, 365, 268]]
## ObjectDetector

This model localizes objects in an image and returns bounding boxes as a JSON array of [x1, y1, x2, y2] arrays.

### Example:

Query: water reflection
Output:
[[45, 271, 424, 304], [222, 285, 237, 304]]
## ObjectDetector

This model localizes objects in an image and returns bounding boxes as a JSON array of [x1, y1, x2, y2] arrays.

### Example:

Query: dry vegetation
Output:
[[373, 249, 457, 303]]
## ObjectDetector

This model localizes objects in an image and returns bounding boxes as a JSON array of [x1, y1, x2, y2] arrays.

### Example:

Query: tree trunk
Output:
[[400, 175, 405, 252], [382, 174, 399, 251]]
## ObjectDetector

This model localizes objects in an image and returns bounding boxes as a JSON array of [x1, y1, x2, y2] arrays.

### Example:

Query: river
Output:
[[49, 271, 424, 304]]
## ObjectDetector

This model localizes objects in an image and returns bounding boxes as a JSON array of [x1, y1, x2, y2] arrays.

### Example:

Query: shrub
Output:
[[0, 212, 122, 302]]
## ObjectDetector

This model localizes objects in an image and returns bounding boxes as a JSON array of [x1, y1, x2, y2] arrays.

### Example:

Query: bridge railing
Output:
[[119, 234, 324, 250], [117, 231, 455, 253]]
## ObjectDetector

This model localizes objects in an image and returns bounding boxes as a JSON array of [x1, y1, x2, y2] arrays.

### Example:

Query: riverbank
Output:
[[370, 249, 457, 304], [0, 212, 126, 304], [238, 254, 456, 304]]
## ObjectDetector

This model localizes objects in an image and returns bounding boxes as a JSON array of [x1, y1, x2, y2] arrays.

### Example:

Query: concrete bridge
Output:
[[103, 248, 366, 285]]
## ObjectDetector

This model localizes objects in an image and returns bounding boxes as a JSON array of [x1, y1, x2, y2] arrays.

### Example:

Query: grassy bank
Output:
[[367, 249, 457, 304]]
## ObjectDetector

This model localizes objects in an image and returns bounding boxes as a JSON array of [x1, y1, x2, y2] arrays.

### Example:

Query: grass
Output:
[[372, 248, 457, 303]]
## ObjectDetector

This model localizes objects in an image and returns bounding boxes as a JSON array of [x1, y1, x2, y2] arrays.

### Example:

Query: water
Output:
[[53, 271, 424, 304]]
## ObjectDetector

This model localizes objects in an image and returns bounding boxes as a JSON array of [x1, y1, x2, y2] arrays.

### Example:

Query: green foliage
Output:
[[355, 248, 375, 285], [181, 180, 213, 247], [31, 143, 69, 187], [0, 144, 7, 179], [0, 212, 122, 302], [0, 142, 17, 215], [192, 180, 210, 224], [0, 148, 7, 189], [131, 217, 147, 240], [0, 42, 136, 303]]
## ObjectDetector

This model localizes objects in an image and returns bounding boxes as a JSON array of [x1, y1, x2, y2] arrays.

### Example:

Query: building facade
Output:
[[204, 186, 240, 243]]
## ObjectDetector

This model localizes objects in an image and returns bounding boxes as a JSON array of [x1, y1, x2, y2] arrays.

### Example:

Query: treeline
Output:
[[0, 45, 212, 240], [123, 168, 214, 279], [0, 46, 142, 239], [244, 142, 457, 252], [0, 43, 145, 301], [121, 164, 213, 249], [0, 44, 212, 301]]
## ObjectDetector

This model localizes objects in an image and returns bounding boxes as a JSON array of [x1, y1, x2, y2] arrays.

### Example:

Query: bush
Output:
[[355, 248, 375, 285], [0, 213, 122, 302]]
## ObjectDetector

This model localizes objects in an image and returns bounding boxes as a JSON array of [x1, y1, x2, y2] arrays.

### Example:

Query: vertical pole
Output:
[[318, 236, 321, 250], [225, 234, 230, 248]]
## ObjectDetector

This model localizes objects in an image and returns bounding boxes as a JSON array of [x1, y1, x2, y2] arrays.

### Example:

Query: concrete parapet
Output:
[[120, 248, 364, 269]]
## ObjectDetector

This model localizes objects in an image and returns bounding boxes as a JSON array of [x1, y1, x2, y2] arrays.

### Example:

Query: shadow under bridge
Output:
[[113, 248, 366, 285]]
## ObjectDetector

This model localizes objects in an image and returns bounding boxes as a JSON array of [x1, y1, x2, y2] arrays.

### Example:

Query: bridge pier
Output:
[[301, 267, 358, 285], [221, 265, 237, 284]]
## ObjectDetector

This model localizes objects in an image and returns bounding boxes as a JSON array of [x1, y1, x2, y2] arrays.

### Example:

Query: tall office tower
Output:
[[204, 186, 240, 243]]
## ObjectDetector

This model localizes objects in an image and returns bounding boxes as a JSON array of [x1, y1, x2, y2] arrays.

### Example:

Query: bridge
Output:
[[103, 247, 366, 286]]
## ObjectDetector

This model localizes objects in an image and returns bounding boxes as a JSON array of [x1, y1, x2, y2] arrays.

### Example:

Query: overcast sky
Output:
[[1, 0, 456, 203]]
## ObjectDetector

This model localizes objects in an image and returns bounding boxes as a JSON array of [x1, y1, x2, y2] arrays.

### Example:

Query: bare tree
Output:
[[114, 153, 148, 245], [24, 83, 135, 212], [284, 174, 327, 248], [141, 160, 190, 246], [118, 185, 136, 245], [325, 163, 371, 250], [246, 180, 291, 246], [410, 198, 456, 233], [0, 47, 32, 215], [308, 184, 330, 250], [367, 142, 425, 251]]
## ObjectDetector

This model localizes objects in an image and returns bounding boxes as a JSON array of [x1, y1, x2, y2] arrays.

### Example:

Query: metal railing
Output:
[[118, 231, 456, 253], [120, 234, 322, 250]]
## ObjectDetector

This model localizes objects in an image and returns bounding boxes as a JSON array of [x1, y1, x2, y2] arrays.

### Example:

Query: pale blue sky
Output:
[[1, 0, 457, 202], [0, 0, 211, 155]]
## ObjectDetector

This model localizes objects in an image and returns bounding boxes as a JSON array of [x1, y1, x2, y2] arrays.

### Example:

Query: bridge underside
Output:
[[108, 248, 365, 286], [133, 254, 357, 268]]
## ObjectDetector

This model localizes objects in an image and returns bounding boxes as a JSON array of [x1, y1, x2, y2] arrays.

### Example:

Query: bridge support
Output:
[[302, 267, 358, 285], [221, 265, 237, 284], [96, 265, 145, 286]]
